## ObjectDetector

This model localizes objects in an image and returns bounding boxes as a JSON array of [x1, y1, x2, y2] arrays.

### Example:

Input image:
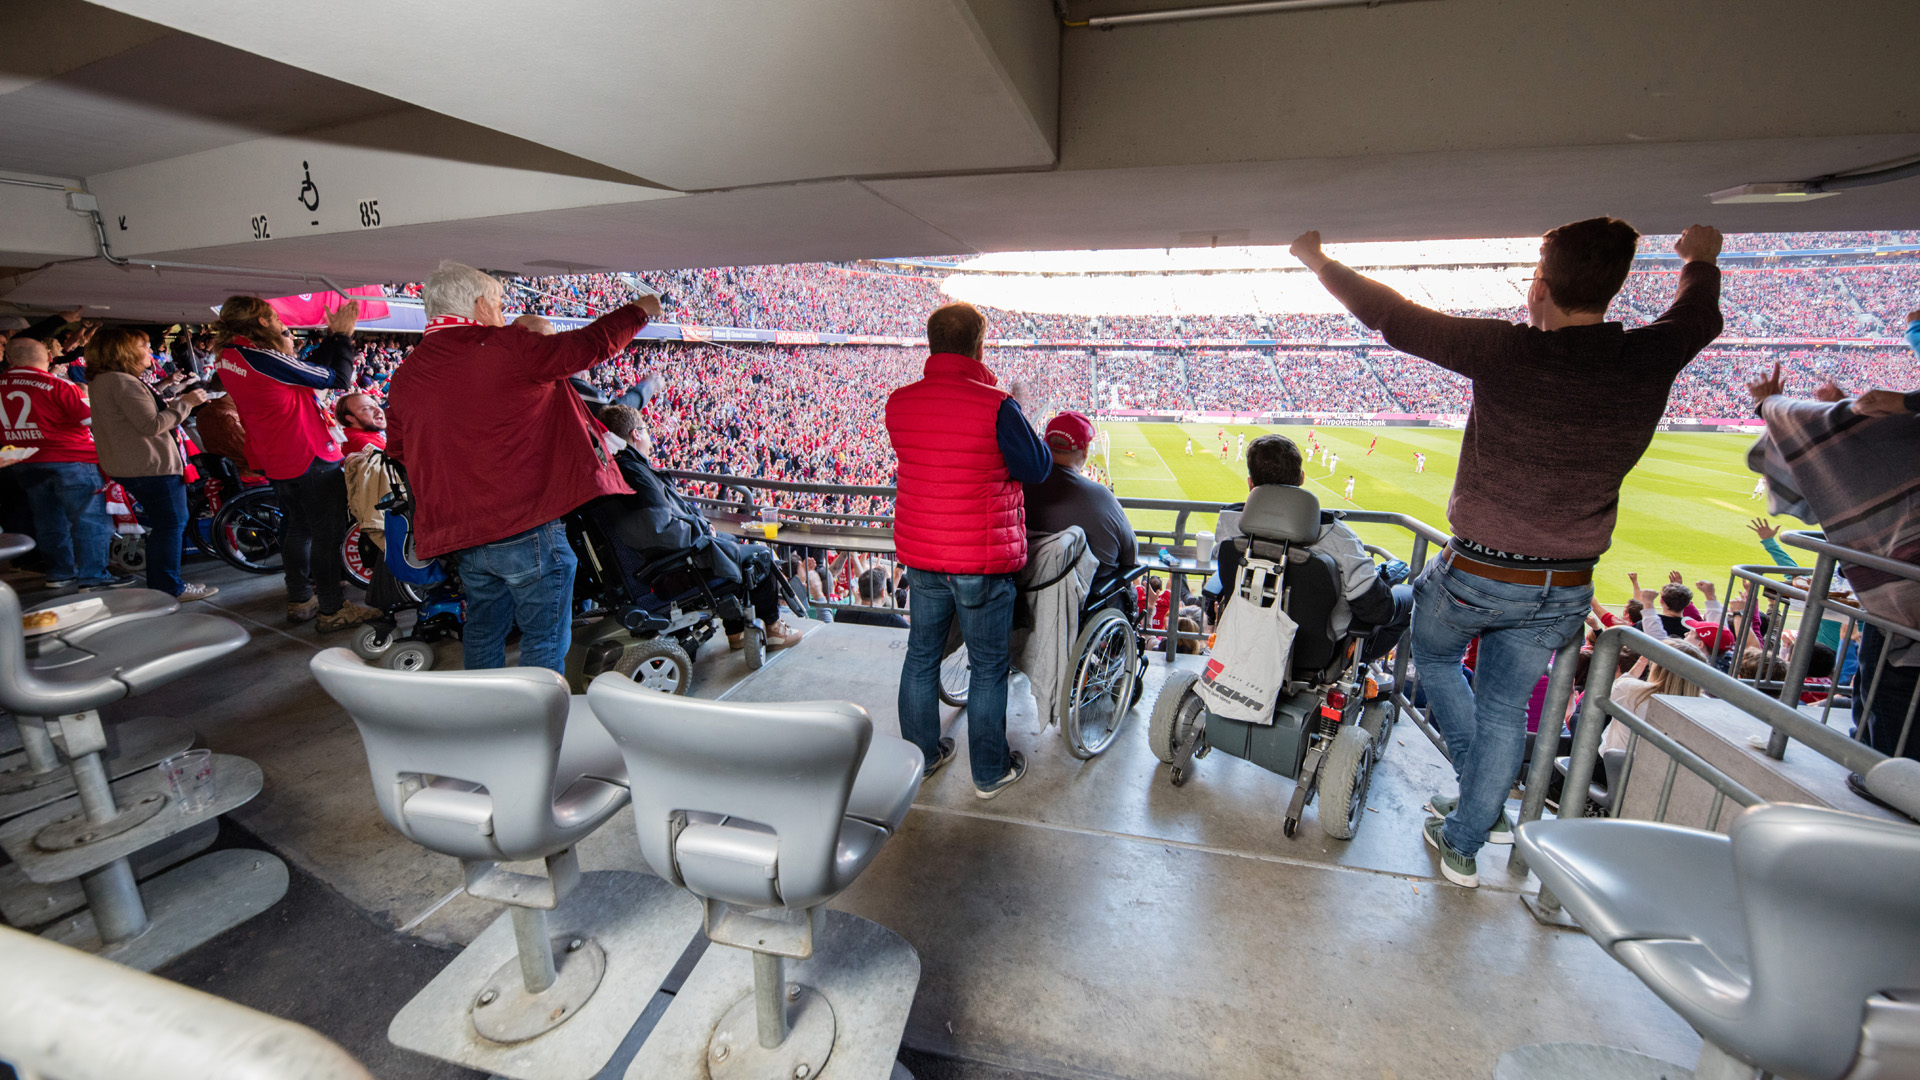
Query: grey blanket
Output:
[[1750, 396, 1920, 665]]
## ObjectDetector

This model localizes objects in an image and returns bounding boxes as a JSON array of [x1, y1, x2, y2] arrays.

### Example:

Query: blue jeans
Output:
[[899, 568, 1017, 786], [116, 474, 187, 596], [14, 462, 111, 583], [458, 520, 578, 673], [1852, 624, 1920, 761], [1411, 557, 1590, 857]]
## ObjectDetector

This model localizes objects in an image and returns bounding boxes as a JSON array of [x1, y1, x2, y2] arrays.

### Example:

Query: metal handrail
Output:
[[0, 925, 373, 1080], [1730, 531, 1920, 759], [1521, 625, 1897, 918], [1782, 528, 1920, 581]]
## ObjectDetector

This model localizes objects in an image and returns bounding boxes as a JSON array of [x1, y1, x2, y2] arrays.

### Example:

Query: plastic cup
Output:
[[759, 507, 778, 539], [1195, 531, 1214, 566], [160, 749, 214, 814]]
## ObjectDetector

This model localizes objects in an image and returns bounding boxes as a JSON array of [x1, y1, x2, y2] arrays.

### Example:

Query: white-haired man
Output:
[[386, 261, 661, 673]]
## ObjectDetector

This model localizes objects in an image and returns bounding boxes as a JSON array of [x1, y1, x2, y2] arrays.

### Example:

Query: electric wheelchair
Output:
[[563, 498, 808, 695], [1147, 485, 1398, 840]]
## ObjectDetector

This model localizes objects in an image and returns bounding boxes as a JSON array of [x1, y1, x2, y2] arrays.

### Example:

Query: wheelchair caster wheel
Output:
[[1283, 816, 1298, 838], [742, 625, 766, 671], [351, 623, 396, 660], [1169, 766, 1188, 787], [386, 641, 436, 672]]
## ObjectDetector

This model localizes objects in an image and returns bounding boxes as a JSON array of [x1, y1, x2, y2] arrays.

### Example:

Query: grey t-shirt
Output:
[[1023, 464, 1138, 572]]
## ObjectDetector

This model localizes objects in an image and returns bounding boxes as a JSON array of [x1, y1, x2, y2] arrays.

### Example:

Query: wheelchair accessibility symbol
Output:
[[297, 161, 320, 212]]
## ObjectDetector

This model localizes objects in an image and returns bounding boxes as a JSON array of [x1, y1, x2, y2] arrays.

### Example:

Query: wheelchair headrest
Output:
[[1240, 485, 1321, 544]]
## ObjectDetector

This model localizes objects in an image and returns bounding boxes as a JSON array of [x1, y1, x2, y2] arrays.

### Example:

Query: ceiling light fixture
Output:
[[1709, 153, 1920, 205]]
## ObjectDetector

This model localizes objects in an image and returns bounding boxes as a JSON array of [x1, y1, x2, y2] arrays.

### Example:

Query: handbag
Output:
[[1195, 556, 1297, 725]]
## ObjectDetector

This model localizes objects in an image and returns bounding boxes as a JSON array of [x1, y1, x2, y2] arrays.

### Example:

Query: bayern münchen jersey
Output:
[[0, 367, 97, 463]]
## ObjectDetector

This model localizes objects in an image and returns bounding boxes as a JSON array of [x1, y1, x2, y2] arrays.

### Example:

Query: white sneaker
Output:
[[176, 583, 218, 602]]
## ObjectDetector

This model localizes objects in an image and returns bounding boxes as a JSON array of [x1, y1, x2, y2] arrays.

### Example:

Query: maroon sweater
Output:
[[1317, 261, 1722, 561]]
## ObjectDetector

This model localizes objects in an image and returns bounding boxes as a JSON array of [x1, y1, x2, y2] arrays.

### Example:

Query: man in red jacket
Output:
[[886, 303, 1052, 799], [386, 261, 657, 672]]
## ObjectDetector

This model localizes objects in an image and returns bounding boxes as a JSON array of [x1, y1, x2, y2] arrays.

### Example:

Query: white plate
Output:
[[24, 596, 106, 636]]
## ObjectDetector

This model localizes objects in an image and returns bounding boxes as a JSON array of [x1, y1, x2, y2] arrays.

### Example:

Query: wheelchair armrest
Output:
[[636, 549, 700, 581]]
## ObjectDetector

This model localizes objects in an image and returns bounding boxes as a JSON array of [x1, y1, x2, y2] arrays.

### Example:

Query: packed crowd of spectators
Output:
[[1095, 352, 1189, 411], [1643, 230, 1920, 252], [1185, 351, 1285, 412], [1274, 350, 1400, 412]]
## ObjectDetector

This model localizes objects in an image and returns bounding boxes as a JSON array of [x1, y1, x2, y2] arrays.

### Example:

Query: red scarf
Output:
[[423, 314, 485, 334]]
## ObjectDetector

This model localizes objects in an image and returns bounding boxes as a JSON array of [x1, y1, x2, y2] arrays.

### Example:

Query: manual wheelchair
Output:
[[938, 528, 1152, 759]]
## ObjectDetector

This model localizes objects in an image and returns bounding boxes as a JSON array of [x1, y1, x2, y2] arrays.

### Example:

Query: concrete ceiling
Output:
[[2, 0, 1918, 320]]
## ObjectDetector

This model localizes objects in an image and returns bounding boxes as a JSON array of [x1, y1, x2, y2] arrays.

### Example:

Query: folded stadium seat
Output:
[[1503, 790, 1920, 1080], [0, 566, 263, 970], [586, 674, 924, 1080], [309, 648, 704, 1080], [3, 557, 189, 823]]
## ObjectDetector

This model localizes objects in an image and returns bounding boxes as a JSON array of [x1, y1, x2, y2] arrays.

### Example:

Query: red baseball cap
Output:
[[1685, 620, 1730, 654], [1045, 411, 1096, 451]]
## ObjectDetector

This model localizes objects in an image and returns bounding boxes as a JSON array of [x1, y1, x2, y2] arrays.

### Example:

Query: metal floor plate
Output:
[[0, 717, 195, 821], [388, 870, 704, 1080], [0, 753, 261, 883], [624, 909, 919, 1080], [0, 818, 217, 927], [42, 847, 289, 971], [1495, 1043, 1694, 1079]]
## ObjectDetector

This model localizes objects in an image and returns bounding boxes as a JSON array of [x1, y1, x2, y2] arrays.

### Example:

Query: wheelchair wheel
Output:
[[1318, 724, 1377, 841], [351, 622, 397, 661], [1148, 669, 1203, 765], [618, 638, 692, 695], [109, 534, 147, 576], [342, 522, 377, 587], [938, 645, 970, 708], [1060, 607, 1138, 759], [742, 624, 766, 671], [386, 640, 436, 672], [210, 487, 284, 574]]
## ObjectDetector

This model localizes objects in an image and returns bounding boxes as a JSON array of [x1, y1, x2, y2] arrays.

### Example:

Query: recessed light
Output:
[[1708, 182, 1839, 205]]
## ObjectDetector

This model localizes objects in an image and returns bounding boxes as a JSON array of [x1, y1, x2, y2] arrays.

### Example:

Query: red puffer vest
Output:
[[885, 353, 1026, 575]]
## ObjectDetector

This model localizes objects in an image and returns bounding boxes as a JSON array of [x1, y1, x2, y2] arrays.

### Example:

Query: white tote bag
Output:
[[1195, 556, 1297, 725]]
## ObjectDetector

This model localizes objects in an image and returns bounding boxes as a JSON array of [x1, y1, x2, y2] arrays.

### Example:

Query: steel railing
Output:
[[1704, 531, 1920, 761], [0, 925, 373, 1080], [1517, 623, 1902, 919], [659, 472, 1455, 752]]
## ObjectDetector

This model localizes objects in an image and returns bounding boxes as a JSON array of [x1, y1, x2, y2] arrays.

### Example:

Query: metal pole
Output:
[[1534, 632, 1624, 914], [1767, 552, 1834, 759], [79, 858, 149, 943], [1509, 638, 1581, 878], [753, 952, 789, 1049], [509, 907, 557, 995], [15, 716, 59, 774], [68, 753, 119, 824]]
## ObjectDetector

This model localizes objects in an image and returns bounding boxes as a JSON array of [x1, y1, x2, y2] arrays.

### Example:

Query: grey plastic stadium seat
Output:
[[1240, 484, 1321, 543], [311, 648, 660, 1062], [1516, 804, 1920, 1080], [587, 673, 922, 1075], [587, 674, 921, 911], [309, 649, 627, 863], [28, 588, 178, 654], [0, 581, 247, 716], [0, 534, 33, 562]]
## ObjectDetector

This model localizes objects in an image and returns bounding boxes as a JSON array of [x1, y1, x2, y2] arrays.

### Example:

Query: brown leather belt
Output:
[[1443, 550, 1593, 587]]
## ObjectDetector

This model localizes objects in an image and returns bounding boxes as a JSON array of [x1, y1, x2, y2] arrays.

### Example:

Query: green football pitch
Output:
[[1101, 421, 1780, 609]]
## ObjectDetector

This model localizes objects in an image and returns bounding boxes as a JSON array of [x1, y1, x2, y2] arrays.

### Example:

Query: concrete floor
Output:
[[36, 557, 1704, 1080]]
